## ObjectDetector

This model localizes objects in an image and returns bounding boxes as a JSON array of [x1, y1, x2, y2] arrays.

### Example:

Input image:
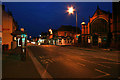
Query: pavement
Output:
[[27, 45, 120, 79], [2, 47, 41, 79]]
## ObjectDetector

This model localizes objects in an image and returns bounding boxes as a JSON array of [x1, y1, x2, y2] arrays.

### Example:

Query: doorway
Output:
[[92, 35, 98, 46]]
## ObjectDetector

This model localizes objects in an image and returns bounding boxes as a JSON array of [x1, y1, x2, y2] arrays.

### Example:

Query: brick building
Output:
[[112, 2, 120, 49], [49, 25, 81, 45], [81, 4, 120, 49], [2, 5, 18, 50]]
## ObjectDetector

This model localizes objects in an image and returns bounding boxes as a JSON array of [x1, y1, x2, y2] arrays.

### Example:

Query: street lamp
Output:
[[49, 29, 53, 34], [67, 6, 78, 38], [67, 6, 75, 14], [81, 21, 86, 47], [39, 35, 41, 37]]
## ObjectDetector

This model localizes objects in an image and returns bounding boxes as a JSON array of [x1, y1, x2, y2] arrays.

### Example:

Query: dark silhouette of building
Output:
[[112, 2, 120, 49]]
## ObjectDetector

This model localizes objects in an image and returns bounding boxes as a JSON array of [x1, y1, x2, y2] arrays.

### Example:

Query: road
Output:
[[27, 45, 120, 79]]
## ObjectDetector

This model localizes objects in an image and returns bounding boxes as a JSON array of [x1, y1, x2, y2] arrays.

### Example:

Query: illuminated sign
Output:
[[22, 38, 25, 42], [76, 34, 80, 38], [76, 36, 79, 38], [21, 34, 26, 38], [14, 37, 16, 41]]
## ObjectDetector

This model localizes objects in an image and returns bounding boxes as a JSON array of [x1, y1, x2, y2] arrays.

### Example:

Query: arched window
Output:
[[91, 18, 109, 34]]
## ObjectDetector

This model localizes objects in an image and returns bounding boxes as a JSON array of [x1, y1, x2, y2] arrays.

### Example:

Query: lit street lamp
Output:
[[67, 6, 78, 39], [81, 21, 86, 47], [49, 29, 53, 34], [39, 35, 41, 37], [67, 6, 75, 14]]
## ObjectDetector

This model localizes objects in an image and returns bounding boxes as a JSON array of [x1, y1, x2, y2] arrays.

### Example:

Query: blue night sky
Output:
[[3, 2, 112, 37]]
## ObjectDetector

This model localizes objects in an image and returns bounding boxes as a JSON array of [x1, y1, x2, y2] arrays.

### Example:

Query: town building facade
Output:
[[2, 5, 18, 50], [11, 28, 27, 49], [81, 4, 120, 49], [112, 2, 120, 49], [49, 25, 81, 45]]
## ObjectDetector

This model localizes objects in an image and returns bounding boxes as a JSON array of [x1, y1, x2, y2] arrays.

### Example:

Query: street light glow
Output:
[[67, 6, 75, 14], [81, 22, 86, 25], [39, 35, 41, 37], [49, 29, 53, 34]]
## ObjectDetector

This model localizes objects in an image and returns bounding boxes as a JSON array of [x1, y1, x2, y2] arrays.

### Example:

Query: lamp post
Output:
[[49, 29, 53, 35], [81, 21, 86, 47], [49, 29, 53, 45], [67, 6, 78, 36]]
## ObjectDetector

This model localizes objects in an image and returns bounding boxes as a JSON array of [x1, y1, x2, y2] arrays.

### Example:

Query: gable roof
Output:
[[91, 6, 112, 18]]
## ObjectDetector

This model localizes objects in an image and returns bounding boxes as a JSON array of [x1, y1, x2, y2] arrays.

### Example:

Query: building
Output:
[[40, 32, 49, 44], [11, 28, 27, 48], [2, 5, 18, 50], [81, 6, 112, 48], [0, 5, 2, 45], [112, 2, 120, 49], [81, 5, 120, 49], [49, 25, 81, 45], [48, 29, 57, 45]]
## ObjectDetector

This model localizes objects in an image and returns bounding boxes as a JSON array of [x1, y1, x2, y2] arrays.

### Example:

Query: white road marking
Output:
[[61, 52, 111, 69], [77, 58, 111, 68], [38, 45, 112, 69], [94, 69, 110, 78], [94, 56, 119, 63], [101, 62, 120, 64], [27, 48, 53, 79], [39, 56, 56, 64], [97, 64, 111, 68], [66, 58, 86, 67], [76, 62, 86, 67]]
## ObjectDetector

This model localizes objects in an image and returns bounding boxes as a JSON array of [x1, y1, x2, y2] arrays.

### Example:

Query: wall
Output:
[[57, 31, 75, 45], [57, 31, 74, 37], [2, 10, 13, 50], [112, 2, 120, 49]]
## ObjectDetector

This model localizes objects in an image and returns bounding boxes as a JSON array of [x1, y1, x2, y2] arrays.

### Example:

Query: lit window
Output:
[[14, 37, 16, 41]]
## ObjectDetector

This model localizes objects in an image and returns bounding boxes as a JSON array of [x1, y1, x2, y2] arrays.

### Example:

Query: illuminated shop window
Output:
[[14, 37, 16, 41]]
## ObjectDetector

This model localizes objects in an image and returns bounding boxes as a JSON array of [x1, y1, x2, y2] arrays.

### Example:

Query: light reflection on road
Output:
[[28, 45, 119, 78]]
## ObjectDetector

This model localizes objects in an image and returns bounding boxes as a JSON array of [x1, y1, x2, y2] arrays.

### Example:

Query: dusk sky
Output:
[[3, 2, 112, 37]]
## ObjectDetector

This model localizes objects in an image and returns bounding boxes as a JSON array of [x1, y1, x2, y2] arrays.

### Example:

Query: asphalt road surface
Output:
[[27, 45, 120, 79]]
